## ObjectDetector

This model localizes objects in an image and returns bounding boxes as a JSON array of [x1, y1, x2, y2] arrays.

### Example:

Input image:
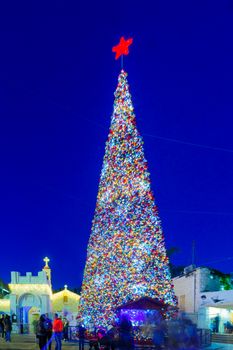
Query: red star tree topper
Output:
[[112, 36, 133, 60]]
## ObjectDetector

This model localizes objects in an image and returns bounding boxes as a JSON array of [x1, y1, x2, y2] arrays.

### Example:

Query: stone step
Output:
[[212, 334, 233, 344]]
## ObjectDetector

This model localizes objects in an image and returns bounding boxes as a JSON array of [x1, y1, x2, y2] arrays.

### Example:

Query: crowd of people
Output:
[[85, 314, 134, 350], [84, 312, 199, 350], [36, 313, 65, 350], [0, 312, 68, 349], [0, 314, 12, 342], [36, 313, 134, 350], [35, 315, 134, 350], [0, 311, 200, 349], [152, 313, 199, 350]]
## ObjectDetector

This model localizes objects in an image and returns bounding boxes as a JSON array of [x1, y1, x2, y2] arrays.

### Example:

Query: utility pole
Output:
[[192, 240, 196, 265], [192, 240, 197, 314]]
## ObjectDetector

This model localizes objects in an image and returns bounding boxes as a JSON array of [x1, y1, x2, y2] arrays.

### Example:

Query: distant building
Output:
[[173, 265, 233, 333], [0, 298, 10, 315], [52, 285, 80, 326], [0, 258, 80, 333]]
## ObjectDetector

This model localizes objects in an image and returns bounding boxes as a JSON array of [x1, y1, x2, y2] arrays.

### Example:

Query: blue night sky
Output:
[[0, 1, 233, 289]]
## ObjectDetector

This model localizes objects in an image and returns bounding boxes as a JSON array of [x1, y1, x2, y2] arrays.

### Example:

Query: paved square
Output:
[[0, 334, 86, 350]]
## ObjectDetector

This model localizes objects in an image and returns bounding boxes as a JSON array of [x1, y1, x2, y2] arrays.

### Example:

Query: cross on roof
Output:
[[43, 257, 50, 267], [64, 284, 68, 290]]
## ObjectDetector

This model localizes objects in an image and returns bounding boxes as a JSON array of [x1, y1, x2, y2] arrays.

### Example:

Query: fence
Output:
[[197, 328, 211, 347], [68, 326, 79, 341]]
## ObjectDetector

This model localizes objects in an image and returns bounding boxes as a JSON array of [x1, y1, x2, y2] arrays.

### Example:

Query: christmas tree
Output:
[[79, 68, 177, 327]]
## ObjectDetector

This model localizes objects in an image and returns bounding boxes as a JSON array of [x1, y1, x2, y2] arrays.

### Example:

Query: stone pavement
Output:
[[0, 334, 82, 350], [208, 344, 233, 350]]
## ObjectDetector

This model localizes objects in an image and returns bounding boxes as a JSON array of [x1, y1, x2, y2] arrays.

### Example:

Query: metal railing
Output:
[[68, 326, 80, 341], [18, 323, 30, 334], [197, 328, 211, 347]]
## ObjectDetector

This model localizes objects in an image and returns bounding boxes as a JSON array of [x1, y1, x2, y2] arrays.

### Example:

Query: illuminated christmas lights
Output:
[[79, 70, 177, 327]]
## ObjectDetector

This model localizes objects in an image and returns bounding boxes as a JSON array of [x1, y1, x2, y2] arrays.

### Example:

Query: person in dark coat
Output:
[[36, 314, 47, 350], [63, 318, 69, 342], [97, 329, 111, 350], [44, 314, 53, 350], [0, 315, 5, 338], [118, 315, 134, 350], [78, 324, 86, 350], [106, 325, 116, 350], [152, 312, 167, 350], [89, 330, 99, 350], [3, 315, 12, 342]]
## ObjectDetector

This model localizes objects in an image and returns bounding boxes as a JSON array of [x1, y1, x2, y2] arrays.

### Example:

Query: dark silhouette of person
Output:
[[153, 317, 166, 350], [0, 315, 5, 338], [3, 315, 12, 342], [44, 314, 53, 350], [118, 315, 134, 350], [97, 328, 112, 350], [36, 314, 47, 349], [63, 318, 69, 341], [78, 324, 86, 350], [214, 315, 220, 333], [107, 325, 116, 350], [89, 329, 99, 350]]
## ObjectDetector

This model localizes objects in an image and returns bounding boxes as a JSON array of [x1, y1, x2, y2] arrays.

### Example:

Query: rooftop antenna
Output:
[[192, 240, 196, 265]]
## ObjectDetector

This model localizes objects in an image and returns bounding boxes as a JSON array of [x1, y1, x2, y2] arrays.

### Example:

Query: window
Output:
[[63, 295, 68, 303], [179, 295, 185, 310]]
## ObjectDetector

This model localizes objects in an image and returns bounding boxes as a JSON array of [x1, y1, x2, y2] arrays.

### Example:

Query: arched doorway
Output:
[[18, 293, 41, 333]]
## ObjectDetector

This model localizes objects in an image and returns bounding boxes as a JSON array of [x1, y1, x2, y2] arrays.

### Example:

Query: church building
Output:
[[0, 258, 80, 333]]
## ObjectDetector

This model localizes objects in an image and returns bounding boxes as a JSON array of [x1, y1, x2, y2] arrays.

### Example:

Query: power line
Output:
[[163, 209, 233, 216], [143, 133, 233, 154], [199, 256, 233, 266], [6, 79, 233, 155]]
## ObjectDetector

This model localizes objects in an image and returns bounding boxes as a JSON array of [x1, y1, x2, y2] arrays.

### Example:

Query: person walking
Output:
[[118, 315, 134, 350], [107, 325, 116, 350], [3, 315, 12, 342], [0, 315, 5, 339], [78, 324, 86, 350], [44, 314, 53, 350], [89, 329, 99, 350], [36, 315, 47, 350], [153, 317, 166, 350], [53, 313, 63, 350], [63, 318, 69, 342]]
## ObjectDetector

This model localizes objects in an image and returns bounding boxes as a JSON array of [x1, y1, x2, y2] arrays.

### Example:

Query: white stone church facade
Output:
[[0, 258, 80, 333]]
